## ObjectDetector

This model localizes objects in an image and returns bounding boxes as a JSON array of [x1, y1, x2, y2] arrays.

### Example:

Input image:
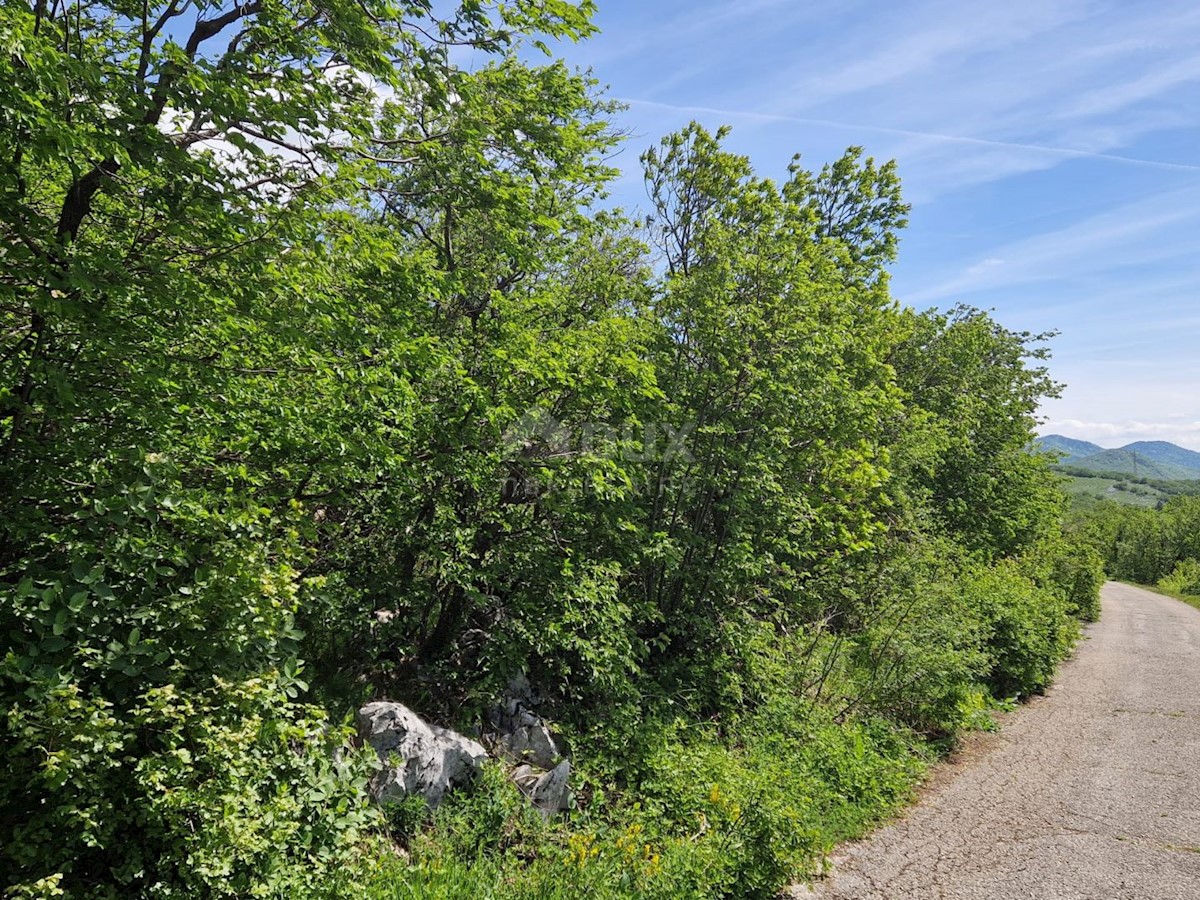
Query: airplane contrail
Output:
[[619, 98, 1200, 174]]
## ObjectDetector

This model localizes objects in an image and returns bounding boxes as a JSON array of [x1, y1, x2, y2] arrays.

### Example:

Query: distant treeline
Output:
[[1054, 466, 1200, 497], [1073, 496, 1200, 588]]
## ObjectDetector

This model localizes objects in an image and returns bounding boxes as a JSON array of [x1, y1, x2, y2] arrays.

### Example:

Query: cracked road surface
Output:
[[797, 582, 1200, 900]]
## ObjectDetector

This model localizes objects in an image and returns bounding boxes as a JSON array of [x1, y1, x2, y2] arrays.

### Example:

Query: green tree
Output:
[[0, 4, 1097, 894], [636, 123, 901, 707], [0, 1, 602, 894], [785, 145, 909, 282], [890, 306, 1065, 559]]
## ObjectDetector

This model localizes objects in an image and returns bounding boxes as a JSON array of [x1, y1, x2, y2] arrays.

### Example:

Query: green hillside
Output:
[[1060, 474, 1168, 509], [1068, 449, 1199, 480], [1056, 467, 1200, 510], [1036, 434, 1105, 463], [1122, 441, 1200, 471], [1038, 435, 1200, 480]]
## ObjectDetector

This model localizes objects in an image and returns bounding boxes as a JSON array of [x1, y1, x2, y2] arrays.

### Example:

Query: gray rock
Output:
[[487, 673, 538, 732], [499, 720, 560, 769], [530, 759, 572, 814], [358, 701, 487, 808], [510, 763, 539, 791], [487, 672, 561, 768]]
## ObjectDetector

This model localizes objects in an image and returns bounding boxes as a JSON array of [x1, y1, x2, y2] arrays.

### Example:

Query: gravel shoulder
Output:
[[794, 581, 1200, 900]]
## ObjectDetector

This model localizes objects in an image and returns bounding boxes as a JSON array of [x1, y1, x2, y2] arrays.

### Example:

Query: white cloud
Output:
[[773, 0, 1093, 112], [900, 185, 1200, 304], [723, 0, 1200, 196], [1065, 49, 1200, 119]]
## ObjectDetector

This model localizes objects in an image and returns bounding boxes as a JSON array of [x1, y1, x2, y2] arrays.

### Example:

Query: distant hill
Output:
[[1035, 434, 1105, 463], [1120, 441, 1200, 471], [1069, 449, 1200, 481], [1037, 434, 1200, 479]]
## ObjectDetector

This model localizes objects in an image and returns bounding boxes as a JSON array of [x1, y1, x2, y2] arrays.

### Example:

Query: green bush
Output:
[[1026, 534, 1105, 622], [1159, 558, 1200, 597], [0, 459, 380, 898], [1053, 539, 1105, 622], [852, 577, 993, 736], [1, 674, 378, 899], [968, 564, 1076, 699]]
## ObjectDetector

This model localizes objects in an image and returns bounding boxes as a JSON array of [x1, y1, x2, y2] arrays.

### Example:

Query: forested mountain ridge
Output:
[[0, 3, 1100, 897], [1036, 434, 1105, 463], [1038, 435, 1200, 479]]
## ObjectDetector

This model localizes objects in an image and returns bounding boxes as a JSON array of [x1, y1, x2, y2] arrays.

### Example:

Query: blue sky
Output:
[[547, 0, 1200, 449]]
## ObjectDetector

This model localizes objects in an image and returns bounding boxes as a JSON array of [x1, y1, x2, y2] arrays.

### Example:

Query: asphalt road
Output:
[[796, 581, 1200, 900]]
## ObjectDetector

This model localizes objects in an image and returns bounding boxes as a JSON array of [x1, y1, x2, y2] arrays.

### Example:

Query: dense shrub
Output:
[[1159, 559, 1200, 597], [849, 571, 993, 736], [1049, 538, 1106, 622], [1076, 496, 1200, 585], [2, 675, 378, 899], [360, 690, 924, 900], [967, 564, 1076, 699]]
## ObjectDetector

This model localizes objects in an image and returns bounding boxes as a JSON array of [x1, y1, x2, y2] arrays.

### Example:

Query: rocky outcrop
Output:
[[498, 714, 561, 769], [485, 675, 572, 814], [357, 701, 487, 808], [510, 759, 572, 814], [530, 759, 572, 813], [488, 673, 562, 769], [358, 679, 573, 816]]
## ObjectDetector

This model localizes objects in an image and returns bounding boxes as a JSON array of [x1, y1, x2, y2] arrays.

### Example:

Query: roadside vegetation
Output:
[[1073, 497, 1200, 610], [1, 2, 1100, 897]]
